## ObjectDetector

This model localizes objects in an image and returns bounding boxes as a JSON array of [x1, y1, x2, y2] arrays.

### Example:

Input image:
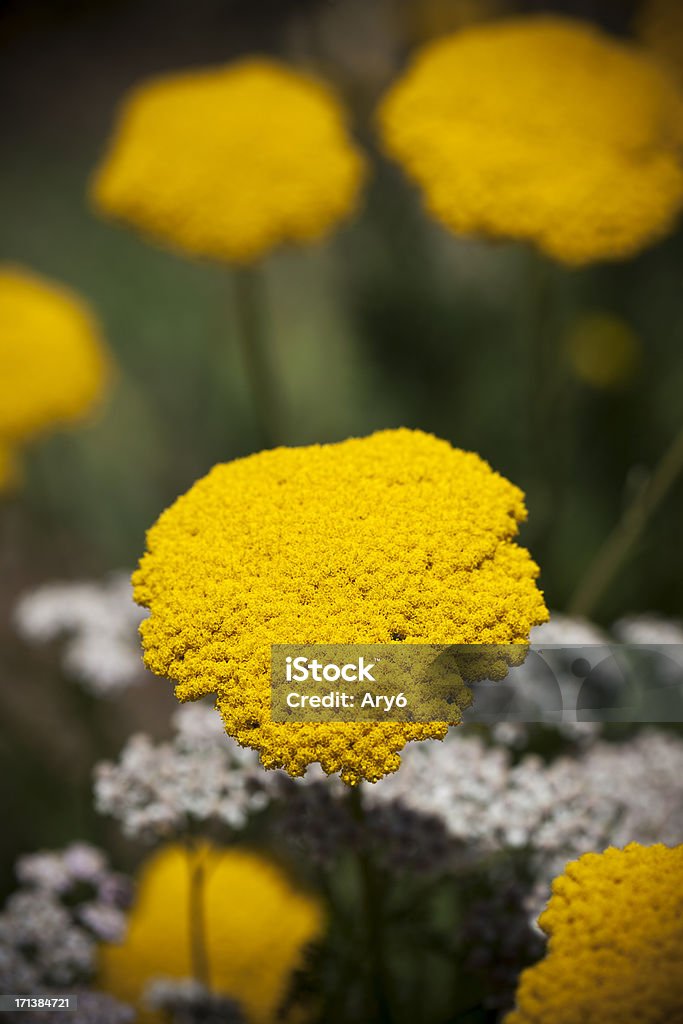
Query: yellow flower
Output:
[[133, 429, 547, 785], [91, 59, 366, 264], [99, 844, 324, 1024], [565, 313, 640, 390], [0, 265, 111, 446], [504, 843, 683, 1024], [378, 15, 683, 265]]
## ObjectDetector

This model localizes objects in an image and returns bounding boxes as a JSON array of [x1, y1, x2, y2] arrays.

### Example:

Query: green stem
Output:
[[231, 265, 285, 448], [347, 785, 394, 1024], [186, 843, 211, 989], [569, 420, 683, 618], [523, 248, 574, 565]]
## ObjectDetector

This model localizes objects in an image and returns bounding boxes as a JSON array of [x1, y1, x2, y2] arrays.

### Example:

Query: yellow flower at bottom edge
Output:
[[378, 15, 683, 265], [91, 59, 366, 265], [0, 265, 111, 445], [504, 843, 683, 1024], [99, 844, 325, 1024], [132, 428, 548, 785]]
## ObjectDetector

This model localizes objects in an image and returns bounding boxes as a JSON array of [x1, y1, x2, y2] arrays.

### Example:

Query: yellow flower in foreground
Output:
[[99, 844, 324, 1024], [566, 313, 640, 390], [91, 59, 366, 264], [505, 843, 683, 1024], [0, 265, 111, 445], [378, 16, 683, 265], [133, 429, 547, 784]]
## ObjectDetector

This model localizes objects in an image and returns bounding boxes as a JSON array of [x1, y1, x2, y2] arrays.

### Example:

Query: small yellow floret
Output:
[[0, 265, 111, 444], [378, 15, 683, 265], [566, 313, 640, 389], [505, 843, 683, 1024], [133, 429, 547, 784], [91, 59, 366, 264], [99, 843, 324, 1024]]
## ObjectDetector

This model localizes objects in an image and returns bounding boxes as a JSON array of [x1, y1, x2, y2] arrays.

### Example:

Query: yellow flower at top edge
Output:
[[504, 843, 683, 1024], [0, 265, 111, 448], [132, 429, 548, 785], [99, 843, 325, 1024], [91, 59, 367, 264], [377, 15, 683, 266]]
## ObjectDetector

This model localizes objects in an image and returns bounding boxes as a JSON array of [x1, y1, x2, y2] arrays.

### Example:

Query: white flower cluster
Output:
[[368, 728, 683, 896], [613, 612, 683, 645], [94, 704, 272, 840], [0, 843, 132, 991], [475, 611, 683, 747], [13, 573, 146, 696]]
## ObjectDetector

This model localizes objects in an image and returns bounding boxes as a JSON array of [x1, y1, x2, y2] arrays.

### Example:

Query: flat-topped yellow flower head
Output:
[[0, 265, 111, 445], [99, 844, 324, 1024], [133, 429, 548, 785], [378, 16, 683, 265], [505, 843, 683, 1024], [91, 59, 366, 264]]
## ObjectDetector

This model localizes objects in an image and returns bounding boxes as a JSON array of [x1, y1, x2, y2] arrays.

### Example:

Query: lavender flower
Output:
[[0, 843, 131, 990]]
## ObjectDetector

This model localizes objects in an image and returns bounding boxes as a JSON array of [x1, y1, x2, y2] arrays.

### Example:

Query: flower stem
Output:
[[186, 843, 211, 989], [347, 785, 394, 1024], [569, 419, 683, 618], [524, 248, 571, 559], [231, 264, 285, 448]]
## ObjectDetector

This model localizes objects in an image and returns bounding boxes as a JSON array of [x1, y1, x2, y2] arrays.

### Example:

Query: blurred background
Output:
[[1, 0, 682, 906]]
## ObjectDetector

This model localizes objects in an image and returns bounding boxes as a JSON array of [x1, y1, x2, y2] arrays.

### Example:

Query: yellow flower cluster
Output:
[[505, 843, 683, 1024], [0, 265, 110, 485], [99, 843, 324, 1024], [378, 16, 683, 265], [133, 429, 547, 784], [91, 59, 366, 264]]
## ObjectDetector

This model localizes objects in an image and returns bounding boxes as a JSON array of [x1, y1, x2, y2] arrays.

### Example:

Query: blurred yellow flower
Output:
[[505, 843, 683, 1023], [0, 265, 111, 446], [378, 16, 683, 265], [638, 0, 683, 82], [133, 428, 547, 785], [566, 313, 640, 389], [99, 843, 324, 1024], [91, 59, 366, 264]]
